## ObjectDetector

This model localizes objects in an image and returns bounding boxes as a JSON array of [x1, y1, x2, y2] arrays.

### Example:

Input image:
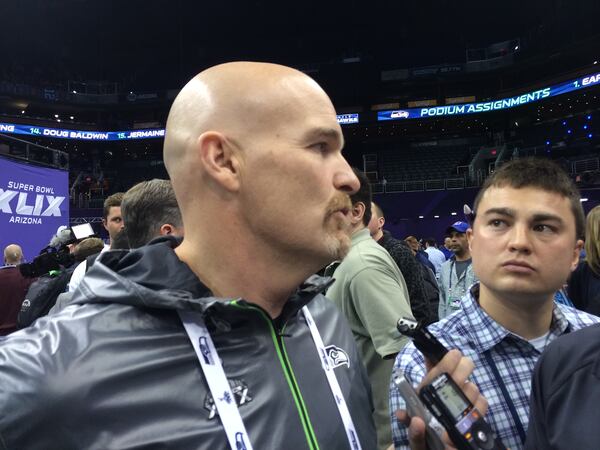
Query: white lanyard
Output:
[[302, 306, 362, 450], [178, 306, 362, 450], [178, 310, 254, 450]]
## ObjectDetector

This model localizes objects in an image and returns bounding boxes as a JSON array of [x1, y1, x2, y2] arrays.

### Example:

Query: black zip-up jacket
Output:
[[0, 237, 376, 449], [525, 323, 600, 449], [377, 230, 437, 324]]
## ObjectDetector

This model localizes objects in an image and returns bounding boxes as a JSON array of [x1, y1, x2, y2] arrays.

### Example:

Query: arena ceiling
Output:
[[2, 0, 598, 90]]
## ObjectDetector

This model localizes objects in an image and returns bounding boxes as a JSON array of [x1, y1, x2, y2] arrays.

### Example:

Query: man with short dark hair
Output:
[[390, 158, 599, 450], [0, 244, 33, 335], [0, 62, 377, 449], [423, 237, 446, 278], [102, 192, 125, 241], [68, 192, 124, 292], [328, 169, 413, 449], [121, 179, 184, 248], [437, 221, 478, 319]]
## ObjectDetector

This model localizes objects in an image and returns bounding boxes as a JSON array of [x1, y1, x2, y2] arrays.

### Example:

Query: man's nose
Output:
[[508, 224, 532, 253], [334, 156, 359, 194]]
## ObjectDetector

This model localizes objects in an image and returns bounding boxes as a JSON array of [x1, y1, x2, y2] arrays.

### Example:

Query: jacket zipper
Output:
[[230, 301, 320, 450]]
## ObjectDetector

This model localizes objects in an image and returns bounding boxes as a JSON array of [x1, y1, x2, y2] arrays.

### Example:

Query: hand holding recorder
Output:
[[394, 318, 506, 450]]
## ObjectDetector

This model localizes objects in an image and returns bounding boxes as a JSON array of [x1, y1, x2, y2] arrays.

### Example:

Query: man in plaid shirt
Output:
[[389, 158, 600, 449]]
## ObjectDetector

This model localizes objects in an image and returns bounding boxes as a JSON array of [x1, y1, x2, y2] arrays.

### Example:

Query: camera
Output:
[[18, 224, 96, 278], [18, 245, 73, 278]]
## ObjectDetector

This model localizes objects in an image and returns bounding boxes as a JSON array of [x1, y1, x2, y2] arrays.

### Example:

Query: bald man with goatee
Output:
[[0, 62, 379, 449]]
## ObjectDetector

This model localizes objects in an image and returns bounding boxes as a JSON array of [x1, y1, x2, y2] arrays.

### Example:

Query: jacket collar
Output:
[[76, 236, 333, 320]]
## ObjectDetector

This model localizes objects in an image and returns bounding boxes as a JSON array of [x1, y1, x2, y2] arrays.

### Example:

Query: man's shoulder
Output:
[[343, 237, 397, 271], [310, 292, 351, 322], [0, 304, 118, 390], [440, 258, 453, 269], [427, 314, 473, 348], [0, 266, 22, 281], [537, 323, 600, 388], [552, 322, 600, 353], [382, 235, 409, 252], [396, 315, 473, 372], [557, 303, 600, 329]]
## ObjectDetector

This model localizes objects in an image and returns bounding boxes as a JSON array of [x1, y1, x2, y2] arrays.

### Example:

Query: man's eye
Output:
[[311, 142, 327, 152], [489, 219, 505, 227], [534, 224, 555, 233]]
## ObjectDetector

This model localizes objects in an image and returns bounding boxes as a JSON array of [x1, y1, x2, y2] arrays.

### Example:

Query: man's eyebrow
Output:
[[482, 208, 565, 224], [531, 213, 564, 224], [302, 127, 344, 148], [482, 207, 515, 217]]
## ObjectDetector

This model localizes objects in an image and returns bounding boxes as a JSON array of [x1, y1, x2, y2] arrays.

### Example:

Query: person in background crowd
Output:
[[440, 236, 454, 260], [390, 158, 600, 450], [48, 237, 107, 315], [17, 235, 105, 329], [567, 205, 600, 315], [2, 245, 23, 266], [423, 237, 446, 278], [121, 179, 184, 248], [0, 61, 376, 449], [68, 192, 124, 292], [0, 245, 34, 335], [72, 238, 106, 262], [404, 235, 436, 274], [328, 170, 413, 449], [368, 202, 434, 324], [51, 180, 184, 315], [437, 221, 478, 319]]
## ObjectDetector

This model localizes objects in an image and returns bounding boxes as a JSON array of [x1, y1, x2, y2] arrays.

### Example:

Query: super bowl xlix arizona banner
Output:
[[0, 157, 69, 261]]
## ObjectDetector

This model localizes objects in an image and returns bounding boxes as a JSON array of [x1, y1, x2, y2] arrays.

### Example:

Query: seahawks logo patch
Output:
[[325, 345, 350, 369]]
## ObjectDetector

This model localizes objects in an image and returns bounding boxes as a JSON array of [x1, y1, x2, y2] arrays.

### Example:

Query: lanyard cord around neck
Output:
[[178, 307, 362, 450], [482, 351, 527, 444]]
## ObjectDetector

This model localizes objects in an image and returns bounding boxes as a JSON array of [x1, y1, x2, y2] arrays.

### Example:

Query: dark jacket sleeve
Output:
[[387, 243, 433, 324], [567, 262, 585, 310], [525, 324, 600, 450], [524, 352, 551, 449]]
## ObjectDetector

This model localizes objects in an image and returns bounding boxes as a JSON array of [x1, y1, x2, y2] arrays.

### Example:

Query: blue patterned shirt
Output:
[[389, 283, 600, 450]]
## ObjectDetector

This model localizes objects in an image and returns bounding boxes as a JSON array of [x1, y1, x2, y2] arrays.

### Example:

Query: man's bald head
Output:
[[163, 62, 340, 212], [166, 61, 359, 301], [3, 244, 23, 265]]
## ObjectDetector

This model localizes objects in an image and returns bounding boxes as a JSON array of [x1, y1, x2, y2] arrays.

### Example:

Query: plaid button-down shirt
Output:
[[389, 283, 600, 450]]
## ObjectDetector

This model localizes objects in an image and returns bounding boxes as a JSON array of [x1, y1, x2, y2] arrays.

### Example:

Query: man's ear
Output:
[[197, 131, 241, 192], [466, 227, 474, 251], [351, 202, 365, 225], [102, 218, 108, 232], [571, 239, 584, 272], [159, 224, 174, 236], [379, 216, 385, 229]]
